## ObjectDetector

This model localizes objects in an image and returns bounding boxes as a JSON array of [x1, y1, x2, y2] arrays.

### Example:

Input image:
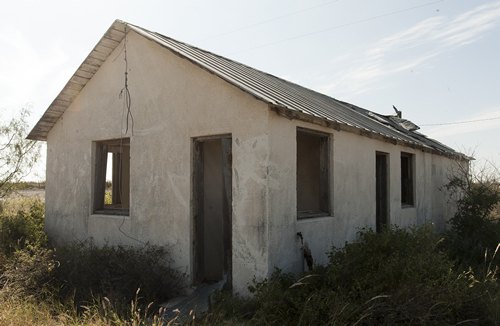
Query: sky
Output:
[[1, 0, 499, 180]]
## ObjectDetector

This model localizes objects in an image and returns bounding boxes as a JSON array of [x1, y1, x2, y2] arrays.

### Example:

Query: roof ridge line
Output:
[[26, 19, 467, 161]]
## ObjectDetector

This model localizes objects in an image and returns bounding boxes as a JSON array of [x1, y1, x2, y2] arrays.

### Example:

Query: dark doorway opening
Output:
[[376, 152, 389, 232], [193, 135, 232, 288]]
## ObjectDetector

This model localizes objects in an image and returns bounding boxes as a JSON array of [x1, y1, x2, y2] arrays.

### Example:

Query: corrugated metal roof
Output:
[[27, 20, 465, 159]]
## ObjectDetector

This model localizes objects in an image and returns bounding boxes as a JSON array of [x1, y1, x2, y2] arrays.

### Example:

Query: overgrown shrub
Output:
[[209, 226, 499, 325], [444, 167, 500, 269], [0, 198, 183, 318], [54, 242, 184, 308], [1, 240, 183, 321], [1, 240, 183, 317], [328, 226, 453, 298], [326, 226, 496, 324]]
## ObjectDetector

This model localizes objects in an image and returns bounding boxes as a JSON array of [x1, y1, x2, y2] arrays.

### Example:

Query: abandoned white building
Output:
[[28, 20, 466, 293]]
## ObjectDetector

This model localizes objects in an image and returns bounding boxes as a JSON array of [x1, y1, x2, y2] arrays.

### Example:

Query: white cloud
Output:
[[370, 16, 444, 56], [320, 1, 500, 96], [434, 2, 500, 47]]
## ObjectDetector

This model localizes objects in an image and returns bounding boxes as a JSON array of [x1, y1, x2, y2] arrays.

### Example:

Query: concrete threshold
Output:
[[161, 276, 227, 321]]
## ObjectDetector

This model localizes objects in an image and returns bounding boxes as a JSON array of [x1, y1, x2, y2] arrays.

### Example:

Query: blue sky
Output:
[[1, 0, 499, 180]]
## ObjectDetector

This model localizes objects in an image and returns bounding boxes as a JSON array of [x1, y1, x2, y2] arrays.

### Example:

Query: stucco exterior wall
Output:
[[45, 29, 459, 294], [266, 113, 458, 274], [45, 30, 271, 293]]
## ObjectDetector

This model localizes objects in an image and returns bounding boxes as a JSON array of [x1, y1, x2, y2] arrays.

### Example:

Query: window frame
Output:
[[400, 152, 415, 207], [93, 138, 130, 216], [296, 127, 331, 219]]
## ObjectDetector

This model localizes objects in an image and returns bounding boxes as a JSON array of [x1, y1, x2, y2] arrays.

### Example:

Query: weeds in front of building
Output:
[[0, 166, 499, 325], [0, 197, 185, 325]]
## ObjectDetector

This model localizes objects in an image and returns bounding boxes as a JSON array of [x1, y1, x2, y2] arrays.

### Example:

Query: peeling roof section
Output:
[[27, 20, 466, 160]]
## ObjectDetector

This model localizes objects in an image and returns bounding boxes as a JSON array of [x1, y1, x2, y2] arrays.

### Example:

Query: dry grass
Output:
[[0, 294, 76, 326], [0, 291, 179, 326], [0, 195, 43, 216]]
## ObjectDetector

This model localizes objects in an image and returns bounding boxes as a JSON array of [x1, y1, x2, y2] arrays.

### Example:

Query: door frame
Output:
[[375, 151, 390, 232], [191, 134, 232, 288]]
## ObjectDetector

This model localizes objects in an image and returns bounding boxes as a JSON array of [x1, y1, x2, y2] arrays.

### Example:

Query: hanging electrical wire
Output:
[[198, 0, 341, 42], [229, 0, 444, 55], [420, 116, 500, 127], [116, 25, 144, 245], [120, 26, 134, 135]]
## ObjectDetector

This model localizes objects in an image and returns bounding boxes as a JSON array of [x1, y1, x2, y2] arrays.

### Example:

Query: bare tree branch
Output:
[[0, 107, 41, 198]]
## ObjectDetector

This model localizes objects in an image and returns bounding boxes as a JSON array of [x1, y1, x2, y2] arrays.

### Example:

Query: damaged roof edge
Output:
[[269, 104, 469, 161]]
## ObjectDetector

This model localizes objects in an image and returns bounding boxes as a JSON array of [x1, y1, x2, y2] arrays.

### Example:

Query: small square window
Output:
[[297, 128, 331, 219], [93, 138, 130, 215], [401, 152, 414, 206]]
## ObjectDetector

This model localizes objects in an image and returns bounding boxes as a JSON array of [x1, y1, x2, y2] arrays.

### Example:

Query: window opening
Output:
[[296, 128, 331, 219], [401, 152, 414, 206], [94, 138, 130, 215]]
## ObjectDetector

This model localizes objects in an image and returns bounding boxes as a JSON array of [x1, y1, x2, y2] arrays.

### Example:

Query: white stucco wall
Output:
[[45, 29, 459, 294], [266, 113, 458, 274], [46, 30, 271, 294]]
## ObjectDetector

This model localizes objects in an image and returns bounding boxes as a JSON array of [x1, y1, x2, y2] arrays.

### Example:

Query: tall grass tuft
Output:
[[0, 198, 46, 257]]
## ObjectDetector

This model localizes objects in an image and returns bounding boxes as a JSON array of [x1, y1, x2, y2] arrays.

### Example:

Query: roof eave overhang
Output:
[[269, 103, 470, 161], [27, 20, 128, 141]]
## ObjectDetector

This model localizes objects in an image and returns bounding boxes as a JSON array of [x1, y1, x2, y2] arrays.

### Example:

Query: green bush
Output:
[[1, 241, 183, 315], [54, 242, 184, 308], [444, 173, 500, 270], [0, 198, 183, 316], [326, 226, 496, 324], [210, 226, 499, 325]]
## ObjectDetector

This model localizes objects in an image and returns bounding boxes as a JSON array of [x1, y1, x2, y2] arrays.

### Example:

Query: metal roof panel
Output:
[[27, 20, 465, 160]]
